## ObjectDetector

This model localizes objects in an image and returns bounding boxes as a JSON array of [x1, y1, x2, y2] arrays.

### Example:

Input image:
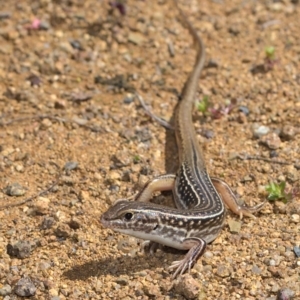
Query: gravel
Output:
[[0, 0, 299, 299]]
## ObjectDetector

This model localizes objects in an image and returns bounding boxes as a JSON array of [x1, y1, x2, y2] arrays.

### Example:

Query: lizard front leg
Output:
[[169, 237, 207, 278]]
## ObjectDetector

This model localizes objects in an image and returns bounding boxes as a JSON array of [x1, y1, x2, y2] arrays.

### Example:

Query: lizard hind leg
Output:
[[211, 177, 266, 219]]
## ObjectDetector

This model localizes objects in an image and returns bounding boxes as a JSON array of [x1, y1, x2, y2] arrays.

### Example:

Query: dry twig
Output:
[[234, 154, 300, 170]]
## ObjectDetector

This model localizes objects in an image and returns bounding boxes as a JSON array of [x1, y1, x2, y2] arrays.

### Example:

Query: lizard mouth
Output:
[[100, 213, 124, 230], [99, 213, 109, 228]]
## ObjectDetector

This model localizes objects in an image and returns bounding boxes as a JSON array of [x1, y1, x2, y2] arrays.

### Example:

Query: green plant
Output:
[[264, 46, 278, 71], [265, 181, 291, 203], [133, 155, 141, 164], [197, 95, 210, 114], [265, 46, 275, 60]]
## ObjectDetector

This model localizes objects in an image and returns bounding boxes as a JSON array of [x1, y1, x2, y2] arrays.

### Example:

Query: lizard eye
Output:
[[124, 212, 133, 221]]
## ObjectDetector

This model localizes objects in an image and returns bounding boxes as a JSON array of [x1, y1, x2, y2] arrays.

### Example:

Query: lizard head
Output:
[[100, 200, 160, 237]]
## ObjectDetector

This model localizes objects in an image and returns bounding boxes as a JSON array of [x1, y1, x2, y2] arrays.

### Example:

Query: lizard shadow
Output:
[[164, 112, 179, 175], [162, 87, 184, 175], [63, 248, 186, 280]]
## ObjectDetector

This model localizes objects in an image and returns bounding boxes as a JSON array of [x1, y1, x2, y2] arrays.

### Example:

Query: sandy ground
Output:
[[0, 0, 299, 299]]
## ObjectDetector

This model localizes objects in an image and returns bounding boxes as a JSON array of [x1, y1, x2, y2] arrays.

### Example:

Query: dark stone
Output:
[[14, 277, 36, 297], [7, 240, 32, 259]]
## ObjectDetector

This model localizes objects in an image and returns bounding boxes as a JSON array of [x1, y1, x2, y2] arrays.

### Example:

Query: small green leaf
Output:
[[278, 181, 286, 191], [197, 96, 209, 114], [265, 46, 275, 59], [133, 155, 140, 163]]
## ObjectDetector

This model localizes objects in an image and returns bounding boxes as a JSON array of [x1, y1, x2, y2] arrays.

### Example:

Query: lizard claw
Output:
[[142, 240, 160, 255]]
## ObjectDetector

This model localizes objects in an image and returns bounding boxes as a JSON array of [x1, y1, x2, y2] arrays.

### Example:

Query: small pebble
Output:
[[112, 149, 132, 167], [54, 100, 66, 109], [271, 282, 280, 293], [41, 216, 56, 230], [117, 237, 138, 253], [291, 214, 299, 223], [64, 161, 78, 171], [39, 261, 51, 271], [135, 128, 151, 142], [0, 284, 12, 296], [109, 185, 119, 192], [0, 11, 11, 19], [4, 183, 26, 196], [203, 251, 213, 259], [115, 277, 129, 286], [252, 124, 270, 138], [10, 265, 19, 274], [121, 170, 131, 182], [167, 40, 175, 57], [55, 223, 71, 238], [14, 277, 36, 297], [270, 150, 278, 158], [72, 116, 88, 125], [293, 246, 300, 257], [260, 132, 281, 149], [285, 166, 299, 182], [268, 266, 278, 277], [70, 39, 83, 50], [33, 197, 50, 215], [123, 94, 135, 104], [274, 201, 287, 214], [94, 280, 103, 293], [173, 274, 201, 299], [79, 190, 90, 201], [258, 184, 268, 196], [269, 259, 276, 266], [128, 32, 145, 45], [41, 118, 52, 128], [1, 146, 15, 156], [26, 74, 42, 86], [228, 24, 240, 35], [15, 164, 24, 172], [109, 170, 121, 181], [201, 129, 214, 139], [55, 30, 64, 38], [280, 125, 298, 140], [39, 20, 50, 30], [242, 175, 253, 182], [6, 240, 32, 259], [252, 264, 262, 275], [6, 30, 19, 40], [216, 264, 231, 277], [228, 219, 242, 233], [276, 288, 295, 300], [238, 105, 249, 116], [68, 217, 81, 230], [143, 283, 161, 297], [206, 59, 219, 68]]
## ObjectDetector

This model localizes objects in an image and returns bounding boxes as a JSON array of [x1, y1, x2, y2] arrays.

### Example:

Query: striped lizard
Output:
[[100, 2, 265, 278]]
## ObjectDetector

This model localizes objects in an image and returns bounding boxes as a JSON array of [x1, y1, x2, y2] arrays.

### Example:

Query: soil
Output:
[[0, 0, 299, 299]]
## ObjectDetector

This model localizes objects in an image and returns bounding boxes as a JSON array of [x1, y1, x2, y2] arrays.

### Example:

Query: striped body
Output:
[[101, 196, 224, 250], [174, 162, 225, 243]]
